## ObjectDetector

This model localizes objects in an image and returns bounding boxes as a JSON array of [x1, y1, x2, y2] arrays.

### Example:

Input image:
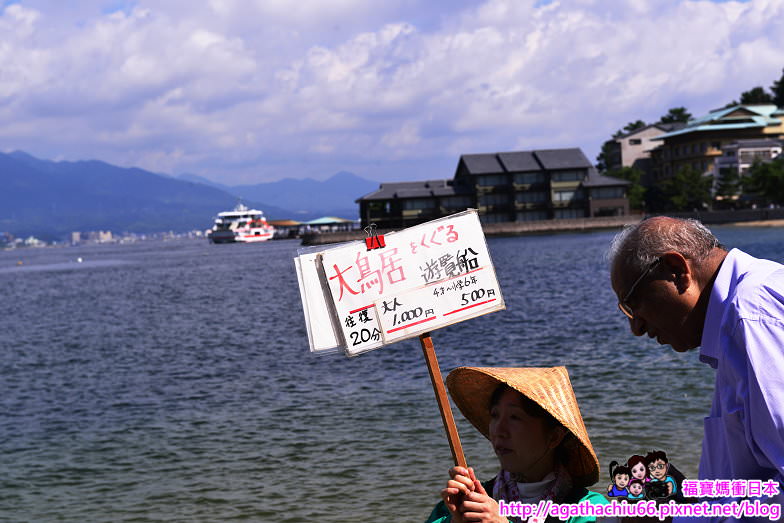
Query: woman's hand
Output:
[[440, 466, 475, 522], [440, 467, 507, 523]]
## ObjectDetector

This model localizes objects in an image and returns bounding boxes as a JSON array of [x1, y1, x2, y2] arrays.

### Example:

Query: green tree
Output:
[[744, 158, 784, 205], [740, 86, 774, 104], [596, 123, 646, 171], [715, 167, 742, 207], [606, 167, 646, 210], [662, 166, 713, 211], [771, 68, 784, 107], [623, 120, 647, 133], [644, 184, 669, 212], [595, 140, 614, 172], [659, 107, 692, 124]]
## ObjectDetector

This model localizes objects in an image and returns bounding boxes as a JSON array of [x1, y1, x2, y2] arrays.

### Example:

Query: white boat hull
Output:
[[208, 203, 276, 244]]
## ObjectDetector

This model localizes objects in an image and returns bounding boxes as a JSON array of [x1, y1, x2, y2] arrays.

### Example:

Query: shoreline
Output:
[[301, 213, 784, 246], [729, 219, 784, 227]]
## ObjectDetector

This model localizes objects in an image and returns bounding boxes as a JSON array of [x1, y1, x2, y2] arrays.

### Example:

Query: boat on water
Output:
[[208, 203, 275, 243]]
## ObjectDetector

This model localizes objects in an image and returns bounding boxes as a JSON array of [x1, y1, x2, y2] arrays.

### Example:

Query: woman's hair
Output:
[[489, 384, 560, 429], [489, 384, 572, 461], [609, 460, 631, 479], [627, 455, 649, 478]]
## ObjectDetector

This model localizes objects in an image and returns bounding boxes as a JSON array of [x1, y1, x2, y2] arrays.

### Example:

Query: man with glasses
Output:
[[608, 216, 784, 517], [645, 450, 677, 497]]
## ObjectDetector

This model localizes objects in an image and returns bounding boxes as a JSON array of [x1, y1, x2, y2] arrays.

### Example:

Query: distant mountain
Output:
[[177, 173, 232, 192], [0, 151, 291, 240], [228, 171, 378, 219]]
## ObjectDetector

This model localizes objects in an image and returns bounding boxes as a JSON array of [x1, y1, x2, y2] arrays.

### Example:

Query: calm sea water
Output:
[[1, 226, 783, 522]]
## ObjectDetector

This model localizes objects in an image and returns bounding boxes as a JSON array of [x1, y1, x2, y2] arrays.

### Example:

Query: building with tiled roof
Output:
[[357, 148, 630, 228], [650, 104, 784, 181], [605, 123, 686, 183]]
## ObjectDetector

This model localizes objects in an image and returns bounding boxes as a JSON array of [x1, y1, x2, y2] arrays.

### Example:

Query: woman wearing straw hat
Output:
[[426, 366, 609, 523]]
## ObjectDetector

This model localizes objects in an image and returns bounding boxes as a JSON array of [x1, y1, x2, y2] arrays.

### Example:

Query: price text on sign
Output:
[[319, 210, 504, 356]]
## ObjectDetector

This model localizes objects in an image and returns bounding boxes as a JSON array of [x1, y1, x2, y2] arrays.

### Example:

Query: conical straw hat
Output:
[[446, 366, 599, 487]]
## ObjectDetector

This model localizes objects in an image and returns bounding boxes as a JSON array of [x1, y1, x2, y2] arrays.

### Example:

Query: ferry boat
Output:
[[208, 203, 275, 243]]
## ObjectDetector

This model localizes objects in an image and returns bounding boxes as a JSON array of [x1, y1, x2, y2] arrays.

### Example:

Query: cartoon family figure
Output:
[[607, 450, 680, 502]]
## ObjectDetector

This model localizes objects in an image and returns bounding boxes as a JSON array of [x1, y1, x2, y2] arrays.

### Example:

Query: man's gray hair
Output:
[[608, 217, 722, 274]]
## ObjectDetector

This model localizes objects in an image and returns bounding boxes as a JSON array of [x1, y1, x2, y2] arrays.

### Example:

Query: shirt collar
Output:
[[699, 248, 743, 367]]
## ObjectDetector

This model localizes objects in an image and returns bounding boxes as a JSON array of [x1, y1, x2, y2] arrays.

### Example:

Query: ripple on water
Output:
[[1, 231, 782, 521]]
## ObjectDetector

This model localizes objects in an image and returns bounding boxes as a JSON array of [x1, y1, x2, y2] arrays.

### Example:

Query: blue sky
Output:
[[0, 0, 781, 184]]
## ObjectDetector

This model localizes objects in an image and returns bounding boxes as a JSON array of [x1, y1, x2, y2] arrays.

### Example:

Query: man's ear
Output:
[[660, 251, 692, 293]]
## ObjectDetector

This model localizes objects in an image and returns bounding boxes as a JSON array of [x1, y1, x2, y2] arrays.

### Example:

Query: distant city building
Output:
[[650, 104, 784, 182], [607, 123, 685, 183], [71, 231, 82, 245], [357, 148, 630, 228], [714, 138, 783, 178], [23, 236, 45, 247], [302, 216, 360, 233], [86, 230, 113, 243], [268, 219, 302, 239]]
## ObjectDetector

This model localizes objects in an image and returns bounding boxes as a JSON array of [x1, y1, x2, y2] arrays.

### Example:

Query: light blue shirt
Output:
[[686, 248, 784, 522], [700, 248, 784, 481]]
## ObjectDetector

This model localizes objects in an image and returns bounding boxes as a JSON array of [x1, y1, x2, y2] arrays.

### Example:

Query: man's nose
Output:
[[629, 316, 646, 336]]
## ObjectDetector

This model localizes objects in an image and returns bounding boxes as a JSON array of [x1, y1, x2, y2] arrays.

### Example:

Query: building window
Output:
[[516, 211, 548, 222], [711, 141, 721, 150], [551, 170, 585, 182], [368, 201, 389, 216], [554, 208, 585, 219], [595, 207, 622, 217], [515, 191, 548, 203], [441, 196, 472, 209], [514, 172, 546, 184], [553, 189, 584, 202], [629, 139, 642, 145], [477, 174, 508, 186], [480, 213, 508, 224], [591, 187, 624, 199], [403, 198, 436, 210], [478, 193, 510, 206]]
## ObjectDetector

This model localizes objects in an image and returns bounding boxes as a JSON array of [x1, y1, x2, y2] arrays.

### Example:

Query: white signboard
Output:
[[296, 209, 504, 356]]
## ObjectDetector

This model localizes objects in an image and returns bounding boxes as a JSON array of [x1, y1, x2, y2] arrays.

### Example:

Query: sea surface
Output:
[[1, 226, 783, 522]]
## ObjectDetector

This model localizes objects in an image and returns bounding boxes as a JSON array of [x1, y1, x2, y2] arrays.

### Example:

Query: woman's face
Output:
[[489, 389, 559, 476], [631, 462, 647, 480]]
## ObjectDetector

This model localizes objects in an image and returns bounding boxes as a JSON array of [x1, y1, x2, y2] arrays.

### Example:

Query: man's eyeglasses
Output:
[[648, 462, 666, 471], [618, 258, 661, 319]]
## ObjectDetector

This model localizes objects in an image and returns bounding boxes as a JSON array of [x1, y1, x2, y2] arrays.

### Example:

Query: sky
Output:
[[1, 0, 783, 185]]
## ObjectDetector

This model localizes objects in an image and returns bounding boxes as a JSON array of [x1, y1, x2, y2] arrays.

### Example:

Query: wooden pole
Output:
[[419, 332, 467, 468]]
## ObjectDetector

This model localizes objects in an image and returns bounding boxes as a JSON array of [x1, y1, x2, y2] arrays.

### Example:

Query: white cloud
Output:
[[1, 0, 783, 183]]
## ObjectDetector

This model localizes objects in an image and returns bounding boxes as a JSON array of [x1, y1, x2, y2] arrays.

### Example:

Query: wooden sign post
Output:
[[295, 210, 503, 469], [419, 332, 467, 468]]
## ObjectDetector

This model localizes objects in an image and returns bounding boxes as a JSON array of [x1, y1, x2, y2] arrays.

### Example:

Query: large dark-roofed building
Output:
[[357, 148, 630, 228]]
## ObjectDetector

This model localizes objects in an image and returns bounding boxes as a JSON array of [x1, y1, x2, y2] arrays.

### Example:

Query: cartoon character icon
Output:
[[627, 479, 645, 501], [627, 454, 650, 483], [607, 461, 630, 497], [645, 450, 677, 497]]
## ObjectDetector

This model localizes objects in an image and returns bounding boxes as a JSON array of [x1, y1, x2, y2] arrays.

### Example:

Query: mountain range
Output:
[[177, 170, 377, 220], [0, 151, 380, 240]]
